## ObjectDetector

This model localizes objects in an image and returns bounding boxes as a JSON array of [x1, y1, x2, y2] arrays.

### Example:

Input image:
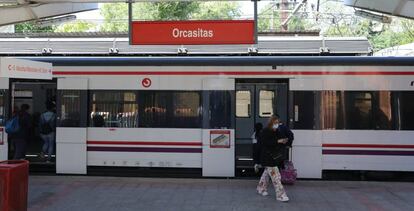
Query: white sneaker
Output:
[[277, 195, 289, 202], [257, 190, 269, 196], [254, 164, 260, 173]]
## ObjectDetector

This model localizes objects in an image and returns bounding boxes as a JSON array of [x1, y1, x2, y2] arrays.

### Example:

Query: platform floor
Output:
[[28, 176, 414, 211]]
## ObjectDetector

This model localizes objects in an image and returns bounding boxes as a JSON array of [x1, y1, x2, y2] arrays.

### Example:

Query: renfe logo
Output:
[[142, 78, 152, 88], [131, 20, 254, 45]]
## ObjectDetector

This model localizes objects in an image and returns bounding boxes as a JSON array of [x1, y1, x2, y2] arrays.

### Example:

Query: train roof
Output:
[[0, 36, 371, 56], [23, 56, 414, 66]]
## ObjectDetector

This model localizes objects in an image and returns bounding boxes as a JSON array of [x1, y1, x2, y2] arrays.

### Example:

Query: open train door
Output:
[[56, 78, 88, 174], [0, 77, 9, 161], [0, 58, 52, 161]]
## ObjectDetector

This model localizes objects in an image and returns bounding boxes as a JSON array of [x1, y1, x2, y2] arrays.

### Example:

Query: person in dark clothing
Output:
[[256, 115, 289, 202], [12, 104, 32, 160], [252, 123, 263, 173], [274, 118, 294, 169]]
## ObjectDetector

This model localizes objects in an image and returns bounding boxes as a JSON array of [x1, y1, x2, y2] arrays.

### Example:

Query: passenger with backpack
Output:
[[39, 103, 56, 163], [6, 104, 32, 160]]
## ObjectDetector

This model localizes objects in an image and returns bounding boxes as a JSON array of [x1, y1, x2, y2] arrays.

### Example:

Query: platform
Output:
[[28, 176, 414, 211]]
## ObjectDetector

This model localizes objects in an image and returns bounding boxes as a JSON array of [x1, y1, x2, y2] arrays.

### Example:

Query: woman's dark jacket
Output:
[[258, 127, 285, 167]]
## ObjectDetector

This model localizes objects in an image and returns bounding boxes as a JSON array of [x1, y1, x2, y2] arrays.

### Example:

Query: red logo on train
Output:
[[142, 78, 152, 88]]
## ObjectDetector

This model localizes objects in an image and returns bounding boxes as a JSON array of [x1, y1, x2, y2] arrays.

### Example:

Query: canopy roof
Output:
[[344, 0, 414, 19]]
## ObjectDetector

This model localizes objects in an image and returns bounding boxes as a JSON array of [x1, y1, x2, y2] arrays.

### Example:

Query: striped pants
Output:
[[257, 166, 288, 199]]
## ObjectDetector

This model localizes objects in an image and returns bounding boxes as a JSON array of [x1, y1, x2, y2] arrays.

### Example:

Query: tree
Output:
[[15, 22, 55, 33], [192, 2, 241, 20], [55, 20, 96, 32], [257, 3, 313, 32], [100, 2, 241, 32]]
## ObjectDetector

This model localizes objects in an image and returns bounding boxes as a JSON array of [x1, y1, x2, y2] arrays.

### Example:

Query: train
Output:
[[1, 56, 413, 178]]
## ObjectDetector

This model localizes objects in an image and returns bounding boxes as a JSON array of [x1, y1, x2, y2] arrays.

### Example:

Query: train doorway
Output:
[[9, 80, 57, 167], [235, 80, 288, 171]]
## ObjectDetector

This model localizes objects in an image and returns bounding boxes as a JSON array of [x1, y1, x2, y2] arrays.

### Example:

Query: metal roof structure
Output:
[[344, 0, 414, 19], [0, 35, 372, 56], [0, 0, 97, 26]]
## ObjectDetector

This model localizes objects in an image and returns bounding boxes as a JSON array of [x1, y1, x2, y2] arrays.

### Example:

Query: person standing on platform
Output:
[[256, 114, 289, 202], [39, 103, 56, 163], [13, 104, 32, 160]]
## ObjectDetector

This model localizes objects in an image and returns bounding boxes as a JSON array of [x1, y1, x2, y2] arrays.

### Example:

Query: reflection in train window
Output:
[[236, 90, 251, 118], [89, 91, 138, 128], [139, 91, 201, 128], [172, 92, 201, 128], [0, 90, 4, 126], [59, 90, 81, 127], [259, 90, 275, 117]]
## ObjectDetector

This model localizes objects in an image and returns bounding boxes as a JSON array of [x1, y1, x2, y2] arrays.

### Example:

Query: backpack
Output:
[[40, 114, 55, 135], [5, 116, 20, 134]]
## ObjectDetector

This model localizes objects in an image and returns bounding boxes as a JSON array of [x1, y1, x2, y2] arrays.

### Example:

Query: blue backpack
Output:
[[5, 116, 20, 134]]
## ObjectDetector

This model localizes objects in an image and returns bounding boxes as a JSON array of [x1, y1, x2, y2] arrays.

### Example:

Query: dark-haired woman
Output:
[[256, 115, 289, 202]]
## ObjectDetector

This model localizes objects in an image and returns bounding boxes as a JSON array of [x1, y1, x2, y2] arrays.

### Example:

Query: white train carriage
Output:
[[1, 56, 413, 178]]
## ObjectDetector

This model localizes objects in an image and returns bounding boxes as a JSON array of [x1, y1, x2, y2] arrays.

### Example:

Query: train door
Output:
[[235, 82, 288, 171], [0, 78, 9, 161], [9, 80, 57, 166]]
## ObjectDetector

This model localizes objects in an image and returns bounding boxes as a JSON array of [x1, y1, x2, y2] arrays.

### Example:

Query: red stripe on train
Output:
[[87, 141, 202, 146], [52, 71, 414, 76], [323, 144, 414, 149]]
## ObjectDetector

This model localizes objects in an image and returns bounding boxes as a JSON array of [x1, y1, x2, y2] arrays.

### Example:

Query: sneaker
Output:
[[39, 152, 45, 159], [277, 196, 289, 202], [257, 190, 269, 196], [46, 160, 52, 164], [254, 164, 260, 173]]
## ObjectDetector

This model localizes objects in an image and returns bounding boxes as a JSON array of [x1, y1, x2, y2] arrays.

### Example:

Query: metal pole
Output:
[[128, 0, 133, 45], [253, 0, 258, 44]]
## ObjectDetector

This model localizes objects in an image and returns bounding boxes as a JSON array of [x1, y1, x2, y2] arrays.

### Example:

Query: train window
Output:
[[59, 90, 82, 127], [293, 91, 316, 129], [399, 92, 414, 130], [140, 91, 169, 128], [89, 91, 138, 128], [236, 90, 251, 117], [139, 91, 201, 128], [344, 92, 373, 129], [0, 90, 5, 126], [322, 91, 395, 130], [210, 91, 232, 129], [375, 91, 394, 130], [321, 91, 345, 129], [259, 90, 275, 117], [172, 92, 201, 128]]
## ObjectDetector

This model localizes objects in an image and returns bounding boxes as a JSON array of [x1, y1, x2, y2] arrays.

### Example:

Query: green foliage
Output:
[[55, 21, 96, 32], [193, 2, 241, 20], [100, 2, 241, 32], [14, 22, 55, 33]]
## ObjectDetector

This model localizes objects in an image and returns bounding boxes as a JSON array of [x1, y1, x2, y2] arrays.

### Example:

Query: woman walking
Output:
[[256, 114, 289, 202]]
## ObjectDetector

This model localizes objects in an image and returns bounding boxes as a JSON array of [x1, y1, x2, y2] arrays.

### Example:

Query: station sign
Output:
[[131, 20, 254, 45], [0, 58, 52, 80]]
